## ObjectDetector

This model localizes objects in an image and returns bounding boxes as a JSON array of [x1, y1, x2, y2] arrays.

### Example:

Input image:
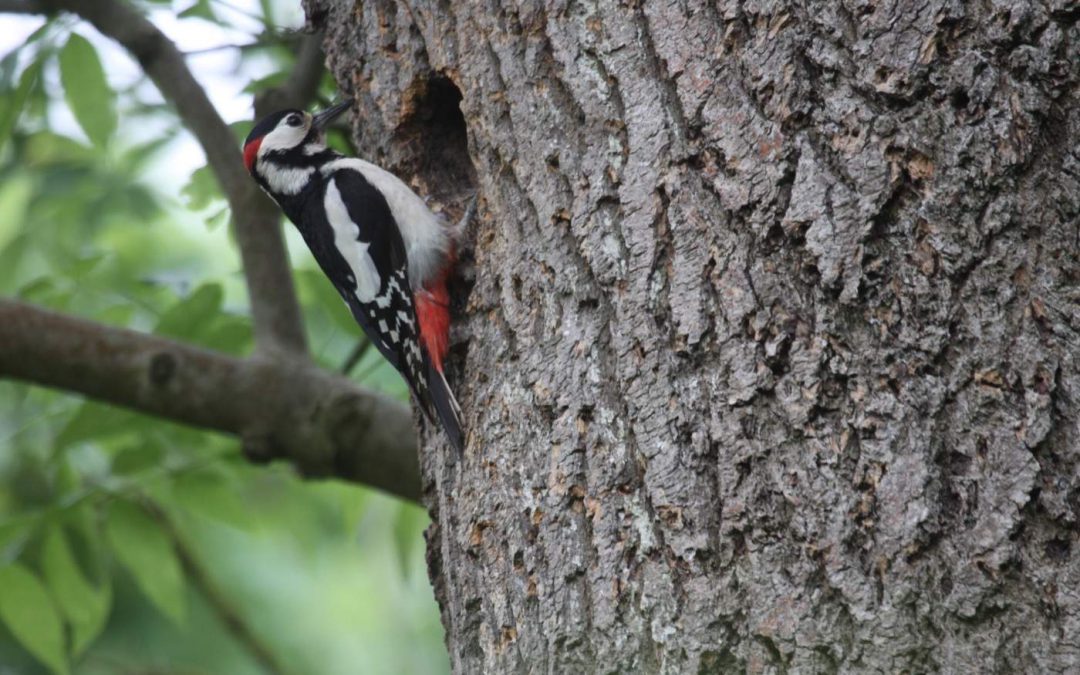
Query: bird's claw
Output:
[[456, 192, 479, 233]]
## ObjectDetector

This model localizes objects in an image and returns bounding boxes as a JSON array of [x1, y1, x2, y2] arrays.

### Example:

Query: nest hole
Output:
[[396, 75, 479, 372], [398, 75, 476, 205]]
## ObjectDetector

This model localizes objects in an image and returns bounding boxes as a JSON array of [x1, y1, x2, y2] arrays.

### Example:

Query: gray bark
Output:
[[308, 0, 1080, 672]]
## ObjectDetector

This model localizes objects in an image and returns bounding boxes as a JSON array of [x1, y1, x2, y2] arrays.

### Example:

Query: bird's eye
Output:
[[287, 115, 303, 127]]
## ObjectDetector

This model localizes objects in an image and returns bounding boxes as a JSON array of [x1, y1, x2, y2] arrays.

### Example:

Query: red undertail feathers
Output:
[[414, 261, 453, 373]]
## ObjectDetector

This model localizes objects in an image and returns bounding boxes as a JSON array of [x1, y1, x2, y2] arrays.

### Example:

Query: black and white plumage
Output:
[[243, 102, 464, 453]]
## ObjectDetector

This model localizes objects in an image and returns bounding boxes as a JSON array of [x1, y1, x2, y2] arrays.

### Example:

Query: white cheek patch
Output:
[[259, 123, 308, 152], [257, 123, 316, 195], [325, 179, 381, 303]]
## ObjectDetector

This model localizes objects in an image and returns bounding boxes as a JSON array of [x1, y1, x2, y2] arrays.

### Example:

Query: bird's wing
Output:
[[299, 168, 433, 414]]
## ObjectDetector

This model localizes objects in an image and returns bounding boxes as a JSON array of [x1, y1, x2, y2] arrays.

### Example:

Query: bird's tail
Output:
[[426, 362, 464, 455], [414, 204, 473, 454]]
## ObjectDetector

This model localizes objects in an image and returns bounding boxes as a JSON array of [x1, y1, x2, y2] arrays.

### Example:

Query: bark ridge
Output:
[[307, 0, 1080, 671]]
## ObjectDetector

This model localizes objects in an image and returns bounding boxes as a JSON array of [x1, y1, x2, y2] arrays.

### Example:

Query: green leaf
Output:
[[0, 59, 42, 154], [205, 205, 230, 231], [24, 130, 96, 165], [55, 402, 138, 451], [356, 354, 409, 400], [105, 500, 185, 625], [241, 70, 287, 94], [22, 18, 54, 46], [202, 315, 253, 355], [124, 135, 175, 169], [0, 174, 34, 253], [0, 233, 28, 290], [325, 127, 353, 154], [154, 283, 224, 341], [96, 304, 135, 327], [178, 0, 217, 21], [258, 0, 276, 25], [41, 527, 111, 656], [0, 563, 69, 675], [68, 252, 107, 280], [122, 184, 161, 220], [0, 50, 16, 87], [58, 34, 115, 147], [229, 120, 253, 143], [18, 276, 59, 305], [109, 444, 165, 477], [53, 456, 80, 499], [391, 503, 429, 579], [180, 165, 219, 212], [0, 518, 33, 565], [296, 268, 359, 334], [171, 468, 254, 530]]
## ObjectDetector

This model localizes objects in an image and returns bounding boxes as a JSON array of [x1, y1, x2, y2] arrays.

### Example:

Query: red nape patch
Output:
[[415, 269, 452, 373], [242, 137, 262, 172]]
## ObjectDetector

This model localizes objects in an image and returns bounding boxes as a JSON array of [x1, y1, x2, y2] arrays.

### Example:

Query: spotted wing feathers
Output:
[[298, 167, 461, 449]]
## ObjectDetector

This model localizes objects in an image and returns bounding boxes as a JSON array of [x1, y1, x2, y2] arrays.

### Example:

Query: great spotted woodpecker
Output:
[[243, 99, 464, 453]]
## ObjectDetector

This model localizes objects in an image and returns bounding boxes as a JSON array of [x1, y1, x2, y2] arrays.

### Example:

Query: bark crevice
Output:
[[308, 0, 1080, 671]]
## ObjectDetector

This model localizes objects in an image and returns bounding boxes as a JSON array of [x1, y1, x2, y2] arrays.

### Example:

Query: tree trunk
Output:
[[307, 0, 1080, 671]]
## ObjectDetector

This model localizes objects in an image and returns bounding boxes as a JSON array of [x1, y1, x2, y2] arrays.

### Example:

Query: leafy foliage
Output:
[[41, 527, 111, 657], [105, 500, 186, 625], [0, 564, 69, 675], [58, 34, 116, 147], [0, 1, 446, 673]]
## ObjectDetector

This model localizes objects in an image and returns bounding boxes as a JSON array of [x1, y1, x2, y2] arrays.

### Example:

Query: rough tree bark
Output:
[[308, 1, 1079, 672]]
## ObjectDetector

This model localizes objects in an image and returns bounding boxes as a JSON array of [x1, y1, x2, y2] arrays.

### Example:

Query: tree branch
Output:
[[147, 501, 288, 675], [34, 0, 309, 358], [0, 299, 420, 503], [255, 31, 326, 115], [340, 338, 373, 374], [0, 0, 39, 13], [0, 2, 424, 501]]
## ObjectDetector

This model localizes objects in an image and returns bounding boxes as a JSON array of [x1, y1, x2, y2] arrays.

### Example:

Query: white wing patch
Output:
[[320, 158, 450, 289], [324, 178, 380, 302]]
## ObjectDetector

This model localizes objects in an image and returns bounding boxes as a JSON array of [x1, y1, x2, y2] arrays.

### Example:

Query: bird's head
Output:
[[242, 99, 352, 175]]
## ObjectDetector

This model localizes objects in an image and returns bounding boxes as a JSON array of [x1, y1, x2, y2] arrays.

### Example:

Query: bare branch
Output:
[[0, 0, 40, 13], [35, 0, 308, 358], [147, 501, 287, 675], [340, 338, 373, 374], [182, 42, 258, 56], [254, 30, 326, 115], [0, 299, 420, 503]]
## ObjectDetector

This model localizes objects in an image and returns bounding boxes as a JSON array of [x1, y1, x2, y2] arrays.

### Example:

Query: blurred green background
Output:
[[0, 1, 449, 673]]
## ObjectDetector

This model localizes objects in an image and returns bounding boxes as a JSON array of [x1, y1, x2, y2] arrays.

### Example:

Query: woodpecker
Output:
[[243, 99, 464, 453]]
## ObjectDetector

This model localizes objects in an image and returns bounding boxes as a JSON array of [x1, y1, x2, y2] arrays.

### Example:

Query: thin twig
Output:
[[209, 0, 271, 27], [182, 32, 299, 56], [254, 30, 326, 115], [0, 0, 40, 13], [182, 41, 257, 56], [340, 338, 373, 374], [145, 501, 288, 675]]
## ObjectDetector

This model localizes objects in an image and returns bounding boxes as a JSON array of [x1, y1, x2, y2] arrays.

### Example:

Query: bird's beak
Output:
[[312, 98, 353, 131]]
